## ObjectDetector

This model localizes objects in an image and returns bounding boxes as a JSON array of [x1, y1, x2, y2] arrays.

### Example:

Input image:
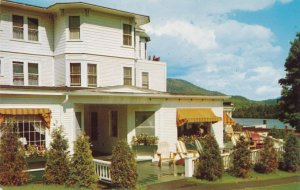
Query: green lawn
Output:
[[245, 182, 300, 190], [188, 170, 300, 184], [2, 184, 88, 190]]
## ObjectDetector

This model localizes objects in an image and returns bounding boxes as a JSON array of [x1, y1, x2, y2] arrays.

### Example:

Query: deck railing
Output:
[[93, 159, 112, 183]]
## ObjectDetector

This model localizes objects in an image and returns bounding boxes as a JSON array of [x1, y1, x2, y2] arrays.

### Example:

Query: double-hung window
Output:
[[142, 72, 149, 89], [28, 63, 38, 85], [13, 15, 24, 39], [13, 61, 24, 85], [123, 67, 132, 86], [69, 16, 80, 40], [87, 64, 97, 87], [123, 24, 132, 46], [28, 18, 38, 41], [70, 63, 81, 86]]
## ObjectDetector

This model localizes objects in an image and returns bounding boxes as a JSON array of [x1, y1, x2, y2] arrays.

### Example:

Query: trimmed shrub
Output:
[[254, 137, 278, 173], [280, 134, 300, 172], [68, 135, 97, 188], [0, 123, 29, 185], [43, 127, 70, 184], [195, 135, 223, 181], [268, 127, 286, 139], [230, 136, 252, 178], [111, 140, 137, 189]]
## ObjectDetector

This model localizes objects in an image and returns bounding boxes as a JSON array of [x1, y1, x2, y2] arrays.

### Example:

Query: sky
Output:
[[14, 0, 300, 100]]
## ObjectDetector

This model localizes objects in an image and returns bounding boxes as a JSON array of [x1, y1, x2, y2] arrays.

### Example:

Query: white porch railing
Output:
[[221, 153, 231, 170], [93, 159, 112, 183]]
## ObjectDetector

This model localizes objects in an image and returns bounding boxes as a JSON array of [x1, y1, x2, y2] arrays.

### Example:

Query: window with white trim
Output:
[[135, 111, 155, 136], [13, 15, 24, 39], [123, 67, 132, 86], [28, 63, 39, 85], [69, 16, 80, 40], [110, 111, 118, 137], [70, 63, 81, 86], [142, 72, 149, 89], [13, 61, 24, 85], [3, 115, 46, 147], [123, 24, 132, 46], [87, 64, 97, 87], [28, 17, 38, 41]]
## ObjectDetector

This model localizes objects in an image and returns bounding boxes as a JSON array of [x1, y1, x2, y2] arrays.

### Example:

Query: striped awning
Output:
[[223, 112, 236, 125], [177, 108, 222, 126], [0, 108, 51, 128]]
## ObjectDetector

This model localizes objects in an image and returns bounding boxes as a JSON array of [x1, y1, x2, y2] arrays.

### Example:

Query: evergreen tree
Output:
[[43, 127, 70, 184], [281, 134, 300, 172], [230, 136, 252, 178], [68, 135, 97, 188], [195, 135, 223, 181], [278, 33, 300, 132], [111, 140, 137, 189], [0, 123, 29, 185], [254, 137, 278, 173]]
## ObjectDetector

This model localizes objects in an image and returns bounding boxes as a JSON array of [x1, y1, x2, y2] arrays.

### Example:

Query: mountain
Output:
[[167, 78, 277, 105], [167, 78, 225, 96]]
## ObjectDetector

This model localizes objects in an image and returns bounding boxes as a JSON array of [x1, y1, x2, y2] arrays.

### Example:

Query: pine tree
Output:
[[281, 134, 300, 172], [195, 135, 223, 181], [254, 137, 278, 173], [111, 140, 137, 189], [68, 135, 97, 188], [43, 126, 70, 184], [0, 123, 29, 185], [278, 33, 300, 132], [230, 136, 252, 178]]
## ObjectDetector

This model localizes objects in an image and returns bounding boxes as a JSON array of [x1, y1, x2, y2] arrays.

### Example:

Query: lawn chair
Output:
[[245, 130, 256, 149], [251, 132, 264, 149], [176, 140, 198, 160], [156, 141, 176, 167], [195, 139, 203, 155]]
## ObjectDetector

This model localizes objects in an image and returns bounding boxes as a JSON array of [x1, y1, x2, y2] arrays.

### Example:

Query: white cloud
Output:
[[255, 85, 281, 96], [145, 21, 217, 50]]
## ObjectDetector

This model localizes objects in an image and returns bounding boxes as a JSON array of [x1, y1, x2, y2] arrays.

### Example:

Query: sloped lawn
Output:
[[188, 170, 300, 184]]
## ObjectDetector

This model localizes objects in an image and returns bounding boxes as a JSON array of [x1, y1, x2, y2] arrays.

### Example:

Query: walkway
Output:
[[146, 176, 300, 190]]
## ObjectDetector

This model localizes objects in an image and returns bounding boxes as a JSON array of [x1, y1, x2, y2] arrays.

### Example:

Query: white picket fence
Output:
[[93, 159, 111, 183]]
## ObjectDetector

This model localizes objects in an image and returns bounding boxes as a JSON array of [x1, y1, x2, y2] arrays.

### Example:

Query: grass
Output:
[[245, 182, 300, 190], [2, 184, 87, 190], [188, 170, 300, 184]]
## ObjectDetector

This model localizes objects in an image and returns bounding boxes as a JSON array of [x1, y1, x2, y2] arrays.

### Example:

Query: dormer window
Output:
[[69, 16, 80, 40], [123, 24, 132, 46], [28, 18, 38, 41], [70, 63, 81, 86], [13, 15, 24, 39]]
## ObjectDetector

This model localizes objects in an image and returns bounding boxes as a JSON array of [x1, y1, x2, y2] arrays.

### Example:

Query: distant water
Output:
[[234, 118, 290, 129]]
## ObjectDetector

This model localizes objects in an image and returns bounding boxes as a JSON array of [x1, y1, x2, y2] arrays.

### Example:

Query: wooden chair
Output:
[[245, 130, 256, 149], [156, 141, 176, 167], [195, 139, 203, 155], [176, 140, 198, 160], [251, 132, 264, 149]]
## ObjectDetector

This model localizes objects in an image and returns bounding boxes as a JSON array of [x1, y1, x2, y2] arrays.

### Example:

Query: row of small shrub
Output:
[[195, 133, 300, 181], [0, 124, 138, 189]]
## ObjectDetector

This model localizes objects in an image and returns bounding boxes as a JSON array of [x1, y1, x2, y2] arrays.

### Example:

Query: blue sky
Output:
[[14, 0, 300, 100]]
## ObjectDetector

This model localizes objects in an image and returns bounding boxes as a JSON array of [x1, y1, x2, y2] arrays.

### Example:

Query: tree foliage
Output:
[[254, 137, 278, 173], [233, 105, 280, 119], [43, 127, 70, 184], [0, 123, 29, 185], [111, 140, 137, 189], [281, 134, 300, 172], [278, 33, 300, 132], [230, 136, 252, 178], [68, 135, 97, 188], [195, 135, 223, 181]]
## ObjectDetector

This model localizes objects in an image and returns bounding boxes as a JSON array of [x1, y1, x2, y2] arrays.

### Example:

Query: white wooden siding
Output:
[[53, 14, 66, 55], [0, 6, 53, 56], [0, 52, 53, 86], [136, 60, 166, 92]]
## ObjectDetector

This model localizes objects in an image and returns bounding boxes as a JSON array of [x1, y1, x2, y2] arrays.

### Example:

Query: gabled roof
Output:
[[1, 0, 150, 26]]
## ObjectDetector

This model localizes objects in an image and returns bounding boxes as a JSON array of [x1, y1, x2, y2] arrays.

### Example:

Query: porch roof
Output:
[[0, 85, 230, 100]]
